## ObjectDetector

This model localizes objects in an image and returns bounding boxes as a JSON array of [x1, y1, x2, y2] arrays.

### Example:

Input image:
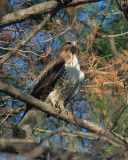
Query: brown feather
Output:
[[25, 56, 65, 112], [13, 39, 84, 138]]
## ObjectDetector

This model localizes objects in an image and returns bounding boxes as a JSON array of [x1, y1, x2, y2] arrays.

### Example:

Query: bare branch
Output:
[[35, 128, 126, 147], [0, 80, 128, 148], [0, 5, 58, 65], [0, 138, 98, 160], [116, 0, 128, 21], [86, 0, 111, 54], [110, 36, 128, 60], [100, 31, 128, 38], [0, 0, 101, 28], [23, 128, 67, 158], [0, 0, 8, 21]]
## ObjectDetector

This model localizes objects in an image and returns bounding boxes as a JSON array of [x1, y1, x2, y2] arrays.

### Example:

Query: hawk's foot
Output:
[[65, 111, 76, 115]]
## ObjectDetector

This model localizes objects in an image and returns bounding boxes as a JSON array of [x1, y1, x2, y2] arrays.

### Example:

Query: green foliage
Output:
[[1, 0, 128, 158], [88, 90, 128, 134]]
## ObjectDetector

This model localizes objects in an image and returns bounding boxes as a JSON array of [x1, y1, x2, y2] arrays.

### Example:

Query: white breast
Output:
[[65, 55, 80, 85]]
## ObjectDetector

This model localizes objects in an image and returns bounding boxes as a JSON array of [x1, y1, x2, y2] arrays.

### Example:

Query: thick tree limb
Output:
[[0, 13, 51, 65], [0, 0, 101, 65], [0, 138, 99, 160], [0, 3, 60, 65], [0, 0, 101, 28], [35, 128, 126, 147], [0, 128, 97, 159], [0, 0, 8, 21], [0, 138, 38, 153], [0, 80, 128, 148]]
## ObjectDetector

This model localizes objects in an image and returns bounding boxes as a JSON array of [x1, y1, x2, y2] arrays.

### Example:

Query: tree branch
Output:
[[0, 0, 101, 65], [0, 80, 128, 148], [0, 0, 101, 28], [0, 138, 98, 160], [86, 0, 111, 54], [0, 2, 60, 65], [100, 31, 128, 38], [0, 0, 8, 21]]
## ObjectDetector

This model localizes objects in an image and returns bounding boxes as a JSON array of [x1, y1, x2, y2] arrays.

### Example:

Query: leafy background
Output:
[[0, 0, 128, 159]]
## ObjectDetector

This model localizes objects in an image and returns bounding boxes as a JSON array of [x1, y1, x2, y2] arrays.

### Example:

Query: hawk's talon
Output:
[[65, 110, 69, 115], [56, 110, 61, 118]]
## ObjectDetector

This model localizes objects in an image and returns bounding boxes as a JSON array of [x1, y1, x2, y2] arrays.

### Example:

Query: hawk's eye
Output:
[[66, 41, 71, 45]]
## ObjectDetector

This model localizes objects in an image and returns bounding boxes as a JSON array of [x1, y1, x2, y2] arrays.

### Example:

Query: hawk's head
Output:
[[64, 39, 80, 55]]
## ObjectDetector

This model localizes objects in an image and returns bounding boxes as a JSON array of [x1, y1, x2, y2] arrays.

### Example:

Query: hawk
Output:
[[13, 39, 85, 138]]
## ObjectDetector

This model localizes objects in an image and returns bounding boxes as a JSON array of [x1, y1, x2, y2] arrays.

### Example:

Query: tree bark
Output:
[[0, 138, 100, 160], [0, 0, 101, 28], [0, 80, 127, 148]]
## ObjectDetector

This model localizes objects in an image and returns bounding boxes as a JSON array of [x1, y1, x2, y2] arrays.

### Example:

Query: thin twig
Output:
[[0, 3, 61, 65], [100, 31, 128, 38], [0, 114, 10, 125], [86, 0, 111, 54], [0, 80, 127, 148], [23, 127, 66, 158], [110, 104, 128, 132]]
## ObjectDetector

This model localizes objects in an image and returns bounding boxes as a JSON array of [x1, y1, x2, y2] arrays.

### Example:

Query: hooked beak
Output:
[[72, 41, 77, 47]]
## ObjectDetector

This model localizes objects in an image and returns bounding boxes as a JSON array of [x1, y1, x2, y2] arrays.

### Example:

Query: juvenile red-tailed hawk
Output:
[[13, 39, 85, 138]]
